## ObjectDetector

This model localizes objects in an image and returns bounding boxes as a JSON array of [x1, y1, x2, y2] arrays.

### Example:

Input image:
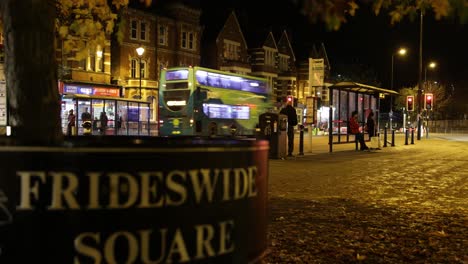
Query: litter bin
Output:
[[259, 112, 287, 159]]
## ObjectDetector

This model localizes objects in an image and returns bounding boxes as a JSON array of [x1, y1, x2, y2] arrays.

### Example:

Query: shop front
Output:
[[60, 82, 150, 136]]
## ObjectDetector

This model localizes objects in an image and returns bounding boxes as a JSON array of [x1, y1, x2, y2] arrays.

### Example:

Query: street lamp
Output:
[[390, 47, 407, 130], [424, 61, 437, 84], [136, 46, 145, 99]]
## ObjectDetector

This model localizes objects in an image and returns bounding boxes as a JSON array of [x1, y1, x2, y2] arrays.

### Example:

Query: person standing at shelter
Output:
[[81, 107, 92, 135], [280, 99, 298, 157], [366, 110, 375, 140], [349, 110, 369, 151], [99, 111, 108, 135], [67, 109, 76, 136]]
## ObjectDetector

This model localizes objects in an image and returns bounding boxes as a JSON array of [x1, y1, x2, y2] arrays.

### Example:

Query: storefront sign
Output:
[[0, 138, 269, 263], [63, 84, 120, 97]]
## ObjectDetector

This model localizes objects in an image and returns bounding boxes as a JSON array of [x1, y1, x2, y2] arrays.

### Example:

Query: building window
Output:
[[140, 22, 147, 41], [131, 58, 147, 78], [140, 60, 147, 78], [96, 47, 104, 72], [131, 59, 137, 78], [279, 55, 289, 71], [130, 19, 148, 41], [131, 20, 138, 39], [181, 30, 196, 50], [265, 49, 276, 66], [85, 46, 104, 72], [158, 26, 168, 45], [223, 40, 240, 60], [181, 32, 187, 48]]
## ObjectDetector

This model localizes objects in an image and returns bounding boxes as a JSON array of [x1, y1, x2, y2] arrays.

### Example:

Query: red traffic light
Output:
[[286, 96, 293, 102], [406, 95, 414, 111], [425, 93, 433, 110]]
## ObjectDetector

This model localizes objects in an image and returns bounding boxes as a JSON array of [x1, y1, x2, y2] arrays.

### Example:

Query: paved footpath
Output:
[[265, 133, 467, 263]]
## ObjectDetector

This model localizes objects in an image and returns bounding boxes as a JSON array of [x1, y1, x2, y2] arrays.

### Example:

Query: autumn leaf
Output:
[[356, 253, 367, 261], [430, 230, 449, 237]]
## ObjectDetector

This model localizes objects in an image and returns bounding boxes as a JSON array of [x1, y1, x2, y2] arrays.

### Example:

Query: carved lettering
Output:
[[73, 220, 235, 263], [15, 166, 259, 210]]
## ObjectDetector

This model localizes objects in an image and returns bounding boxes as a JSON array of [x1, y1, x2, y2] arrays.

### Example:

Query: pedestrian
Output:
[[81, 107, 92, 135], [349, 110, 369, 151], [67, 109, 76, 136], [280, 99, 298, 157], [366, 110, 375, 140], [99, 111, 108, 135]]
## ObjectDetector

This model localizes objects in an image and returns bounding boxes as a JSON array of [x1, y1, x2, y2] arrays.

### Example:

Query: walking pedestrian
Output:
[[280, 99, 298, 157], [349, 110, 369, 151]]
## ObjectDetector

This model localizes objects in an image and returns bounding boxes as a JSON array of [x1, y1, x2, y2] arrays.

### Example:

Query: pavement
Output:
[[269, 131, 468, 210], [265, 132, 468, 263]]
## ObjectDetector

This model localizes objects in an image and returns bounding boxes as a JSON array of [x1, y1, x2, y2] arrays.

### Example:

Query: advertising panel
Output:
[[309, 58, 325, 87]]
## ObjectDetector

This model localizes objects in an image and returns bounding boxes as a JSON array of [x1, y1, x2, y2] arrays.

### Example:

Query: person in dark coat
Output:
[[349, 110, 369, 151], [366, 110, 375, 140], [280, 100, 298, 157]]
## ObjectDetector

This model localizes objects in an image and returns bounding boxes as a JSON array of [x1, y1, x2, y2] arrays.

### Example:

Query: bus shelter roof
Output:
[[329, 82, 399, 96]]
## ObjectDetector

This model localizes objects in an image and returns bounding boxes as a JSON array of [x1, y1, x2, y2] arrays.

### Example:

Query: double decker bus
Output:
[[158, 66, 273, 136]]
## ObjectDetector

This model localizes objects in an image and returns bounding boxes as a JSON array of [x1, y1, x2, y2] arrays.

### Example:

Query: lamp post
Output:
[[136, 46, 145, 99], [423, 61, 436, 139], [390, 47, 407, 131]]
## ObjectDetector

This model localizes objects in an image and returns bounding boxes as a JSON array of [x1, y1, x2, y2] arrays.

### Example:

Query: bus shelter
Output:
[[327, 82, 399, 152], [61, 94, 151, 136]]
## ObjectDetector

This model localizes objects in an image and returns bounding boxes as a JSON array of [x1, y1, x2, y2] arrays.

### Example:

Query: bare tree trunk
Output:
[[1, 0, 62, 145]]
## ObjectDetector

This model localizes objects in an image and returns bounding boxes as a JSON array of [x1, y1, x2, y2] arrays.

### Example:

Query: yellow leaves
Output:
[[356, 253, 367, 261], [56, 0, 124, 57], [347, 1, 359, 16], [58, 26, 69, 38], [430, 0, 451, 19], [429, 230, 449, 237], [300, 0, 457, 30]]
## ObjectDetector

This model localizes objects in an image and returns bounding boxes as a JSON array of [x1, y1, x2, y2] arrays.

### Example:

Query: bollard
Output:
[[383, 127, 388, 147], [411, 128, 415, 144], [391, 129, 395, 147], [405, 128, 409, 145], [299, 125, 304, 156]]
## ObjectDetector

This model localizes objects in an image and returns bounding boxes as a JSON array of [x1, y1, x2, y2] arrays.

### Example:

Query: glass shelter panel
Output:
[[61, 98, 75, 135], [348, 92, 356, 114], [128, 102, 140, 135], [77, 100, 92, 135], [116, 101, 128, 135], [92, 99, 104, 135], [139, 103, 150, 135], [104, 100, 116, 135]]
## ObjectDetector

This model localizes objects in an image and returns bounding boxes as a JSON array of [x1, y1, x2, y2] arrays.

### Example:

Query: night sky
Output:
[[196, 0, 467, 97]]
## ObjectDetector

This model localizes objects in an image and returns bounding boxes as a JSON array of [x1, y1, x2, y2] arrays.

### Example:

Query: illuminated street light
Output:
[[136, 46, 145, 99], [390, 47, 407, 130], [424, 61, 437, 84]]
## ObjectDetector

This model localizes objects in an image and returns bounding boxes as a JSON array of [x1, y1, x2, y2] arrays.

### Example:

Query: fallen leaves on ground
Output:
[[265, 198, 467, 264]]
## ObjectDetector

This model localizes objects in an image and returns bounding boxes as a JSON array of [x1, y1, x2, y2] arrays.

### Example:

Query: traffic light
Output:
[[406, 95, 414, 112], [425, 93, 433, 110], [286, 95, 293, 103]]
